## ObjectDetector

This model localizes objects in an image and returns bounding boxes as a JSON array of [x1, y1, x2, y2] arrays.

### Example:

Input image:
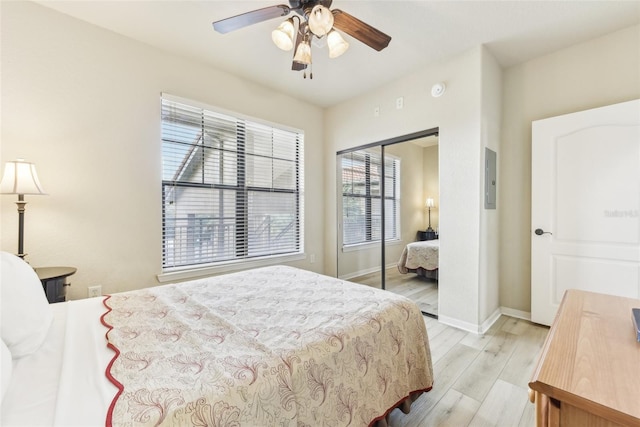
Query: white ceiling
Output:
[[34, 1, 640, 108]]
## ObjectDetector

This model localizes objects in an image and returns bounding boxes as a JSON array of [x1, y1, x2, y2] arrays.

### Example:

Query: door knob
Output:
[[534, 228, 552, 236]]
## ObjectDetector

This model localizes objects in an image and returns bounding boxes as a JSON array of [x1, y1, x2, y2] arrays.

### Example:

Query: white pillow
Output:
[[1, 339, 11, 401], [0, 252, 53, 358]]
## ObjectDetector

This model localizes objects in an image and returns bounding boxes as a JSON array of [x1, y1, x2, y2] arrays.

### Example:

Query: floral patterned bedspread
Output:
[[397, 240, 439, 274], [101, 265, 433, 427]]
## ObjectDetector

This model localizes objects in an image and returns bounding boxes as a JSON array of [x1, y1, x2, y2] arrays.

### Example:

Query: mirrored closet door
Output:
[[336, 129, 440, 317]]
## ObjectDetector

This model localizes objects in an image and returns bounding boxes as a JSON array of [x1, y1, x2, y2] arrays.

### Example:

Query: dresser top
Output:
[[529, 289, 640, 425]]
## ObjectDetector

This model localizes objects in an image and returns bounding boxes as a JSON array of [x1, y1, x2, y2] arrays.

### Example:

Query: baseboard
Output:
[[480, 308, 502, 334], [500, 306, 531, 321], [438, 315, 483, 334], [437, 307, 502, 335], [338, 263, 399, 281], [338, 266, 379, 280]]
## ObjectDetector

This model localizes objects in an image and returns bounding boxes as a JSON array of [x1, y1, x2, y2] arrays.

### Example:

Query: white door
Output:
[[531, 99, 640, 326]]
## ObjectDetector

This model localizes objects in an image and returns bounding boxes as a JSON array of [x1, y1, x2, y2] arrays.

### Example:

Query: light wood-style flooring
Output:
[[349, 269, 549, 426], [351, 267, 439, 317]]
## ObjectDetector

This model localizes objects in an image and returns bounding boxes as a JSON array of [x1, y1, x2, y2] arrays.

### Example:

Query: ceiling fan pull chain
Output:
[[310, 63, 313, 79]]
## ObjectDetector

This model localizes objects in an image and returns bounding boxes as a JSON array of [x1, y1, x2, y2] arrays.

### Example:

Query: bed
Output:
[[1, 251, 433, 427], [397, 239, 439, 281]]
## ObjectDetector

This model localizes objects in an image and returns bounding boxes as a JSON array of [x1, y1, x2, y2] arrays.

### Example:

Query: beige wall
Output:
[[0, 2, 325, 299], [499, 24, 640, 314], [422, 145, 439, 231], [4, 1, 636, 329]]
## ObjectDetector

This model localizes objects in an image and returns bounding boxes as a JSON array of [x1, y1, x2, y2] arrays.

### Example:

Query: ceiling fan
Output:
[[212, 0, 391, 79]]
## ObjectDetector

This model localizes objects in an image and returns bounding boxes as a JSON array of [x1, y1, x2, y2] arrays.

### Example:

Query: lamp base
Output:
[[16, 197, 27, 260]]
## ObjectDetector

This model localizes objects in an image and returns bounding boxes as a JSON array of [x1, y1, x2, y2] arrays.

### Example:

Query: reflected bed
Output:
[[397, 240, 439, 281]]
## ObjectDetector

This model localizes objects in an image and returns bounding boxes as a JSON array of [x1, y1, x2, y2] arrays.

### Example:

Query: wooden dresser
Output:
[[528, 290, 640, 427]]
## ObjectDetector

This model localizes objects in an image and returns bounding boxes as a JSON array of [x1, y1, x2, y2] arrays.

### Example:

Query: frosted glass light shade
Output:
[[327, 30, 349, 58], [293, 40, 312, 65], [0, 160, 46, 195], [271, 19, 295, 51], [426, 198, 435, 208], [308, 5, 334, 36]]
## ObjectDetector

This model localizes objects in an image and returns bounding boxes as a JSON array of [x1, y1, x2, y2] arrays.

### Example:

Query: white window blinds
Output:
[[161, 95, 304, 269], [341, 150, 400, 246]]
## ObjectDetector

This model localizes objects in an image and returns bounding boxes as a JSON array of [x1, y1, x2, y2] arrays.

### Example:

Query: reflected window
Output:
[[341, 150, 400, 246]]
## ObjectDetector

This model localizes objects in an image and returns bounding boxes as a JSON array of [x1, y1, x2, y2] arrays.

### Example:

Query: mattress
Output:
[[397, 239, 439, 274]]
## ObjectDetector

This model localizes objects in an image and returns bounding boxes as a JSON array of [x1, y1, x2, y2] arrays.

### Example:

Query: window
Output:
[[341, 149, 400, 246], [161, 95, 304, 270]]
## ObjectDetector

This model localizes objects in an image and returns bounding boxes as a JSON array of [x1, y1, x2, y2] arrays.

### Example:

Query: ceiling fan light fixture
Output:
[[271, 18, 295, 51], [308, 5, 334, 37], [293, 39, 312, 65], [327, 30, 349, 58]]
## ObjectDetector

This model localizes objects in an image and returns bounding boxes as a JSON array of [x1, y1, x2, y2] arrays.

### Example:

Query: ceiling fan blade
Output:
[[331, 9, 391, 51], [213, 5, 290, 34], [291, 29, 307, 71]]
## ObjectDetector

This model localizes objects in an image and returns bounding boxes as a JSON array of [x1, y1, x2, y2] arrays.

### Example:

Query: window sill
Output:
[[157, 253, 306, 283]]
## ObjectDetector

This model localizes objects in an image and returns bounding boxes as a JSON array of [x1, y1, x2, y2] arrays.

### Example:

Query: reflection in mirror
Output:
[[385, 138, 439, 318], [337, 131, 439, 317], [337, 146, 383, 289]]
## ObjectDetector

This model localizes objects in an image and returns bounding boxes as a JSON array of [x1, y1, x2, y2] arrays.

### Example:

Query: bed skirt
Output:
[[371, 390, 428, 426], [407, 267, 438, 281]]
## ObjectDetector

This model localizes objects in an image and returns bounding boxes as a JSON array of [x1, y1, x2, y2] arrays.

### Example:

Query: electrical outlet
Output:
[[88, 285, 102, 298], [310, 253, 316, 263], [396, 96, 404, 109]]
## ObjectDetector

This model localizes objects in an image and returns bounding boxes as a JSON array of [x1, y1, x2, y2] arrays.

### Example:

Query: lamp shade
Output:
[[327, 30, 349, 58], [293, 40, 312, 65], [308, 5, 334, 36], [271, 18, 295, 51], [0, 160, 46, 195], [426, 198, 435, 208]]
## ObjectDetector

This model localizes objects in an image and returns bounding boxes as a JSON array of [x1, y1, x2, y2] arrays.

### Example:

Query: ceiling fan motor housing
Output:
[[289, 0, 333, 16]]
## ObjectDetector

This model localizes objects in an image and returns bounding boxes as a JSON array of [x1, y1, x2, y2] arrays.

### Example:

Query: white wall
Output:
[[325, 46, 499, 330], [478, 47, 502, 325], [0, 1, 325, 299], [499, 24, 640, 314]]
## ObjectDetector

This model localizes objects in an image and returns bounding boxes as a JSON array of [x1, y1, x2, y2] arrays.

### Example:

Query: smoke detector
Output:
[[431, 82, 446, 98]]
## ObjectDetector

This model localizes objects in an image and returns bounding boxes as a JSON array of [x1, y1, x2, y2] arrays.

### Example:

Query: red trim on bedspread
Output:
[[368, 385, 433, 427], [100, 295, 123, 427]]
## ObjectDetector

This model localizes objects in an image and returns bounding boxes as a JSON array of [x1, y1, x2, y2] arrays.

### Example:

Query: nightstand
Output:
[[417, 230, 438, 241], [34, 266, 76, 303]]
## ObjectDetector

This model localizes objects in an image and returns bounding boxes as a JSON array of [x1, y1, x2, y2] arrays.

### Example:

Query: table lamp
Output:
[[425, 197, 435, 232], [0, 160, 47, 259]]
